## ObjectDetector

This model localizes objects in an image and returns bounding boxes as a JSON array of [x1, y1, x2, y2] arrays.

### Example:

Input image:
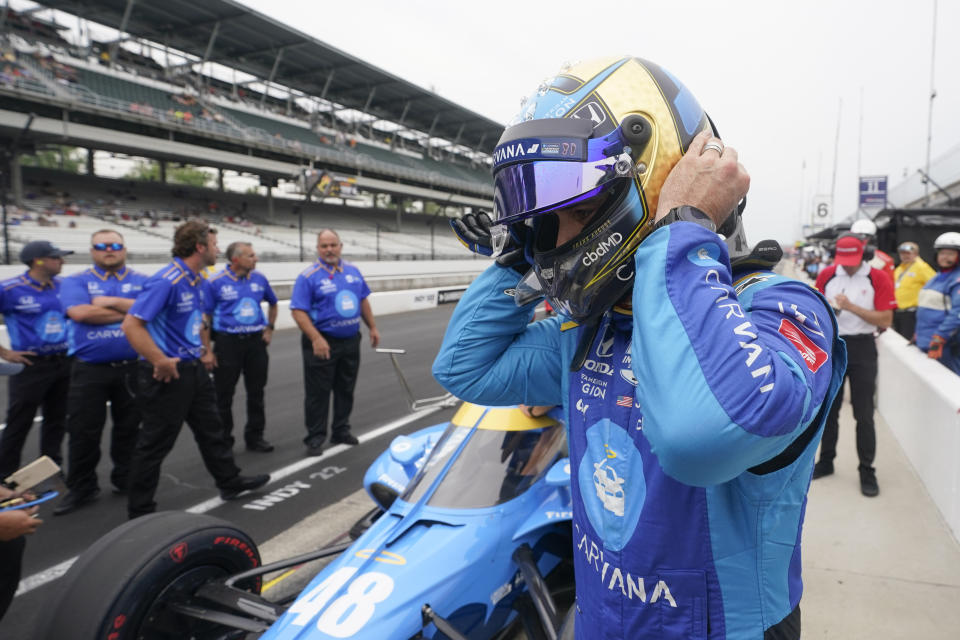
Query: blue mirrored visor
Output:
[[493, 151, 630, 226]]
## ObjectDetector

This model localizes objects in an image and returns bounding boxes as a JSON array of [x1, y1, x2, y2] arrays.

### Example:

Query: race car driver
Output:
[[434, 56, 846, 640]]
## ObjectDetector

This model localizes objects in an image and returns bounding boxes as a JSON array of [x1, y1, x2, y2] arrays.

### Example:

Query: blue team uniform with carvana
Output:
[[290, 260, 370, 337], [62, 265, 148, 363], [204, 265, 278, 334], [129, 257, 209, 360], [0, 272, 68, 354], [434, 223, 846, 639]]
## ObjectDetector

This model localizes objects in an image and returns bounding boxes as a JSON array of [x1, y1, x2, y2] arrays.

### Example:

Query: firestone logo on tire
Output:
[[169, 542, 189, 563]]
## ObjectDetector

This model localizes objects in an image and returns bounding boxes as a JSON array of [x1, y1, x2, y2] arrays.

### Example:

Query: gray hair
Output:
[[316, 229, 341, 243], [226, 241, 252, 261]]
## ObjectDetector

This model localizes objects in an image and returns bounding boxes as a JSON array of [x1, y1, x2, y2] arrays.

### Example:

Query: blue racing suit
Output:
[[433, 223, 846, 639], [915, 265, 960, 375]]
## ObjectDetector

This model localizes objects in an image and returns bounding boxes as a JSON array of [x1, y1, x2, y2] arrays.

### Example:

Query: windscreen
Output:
[[401, 423, 567, 509]]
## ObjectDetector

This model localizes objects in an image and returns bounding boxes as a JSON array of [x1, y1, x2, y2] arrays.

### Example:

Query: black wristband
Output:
[[654, 206, 717, 233], [267, 323, 275, 330]]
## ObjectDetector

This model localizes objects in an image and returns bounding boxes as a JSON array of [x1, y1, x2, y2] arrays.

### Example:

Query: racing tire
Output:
[[38, 511, 262, 640]]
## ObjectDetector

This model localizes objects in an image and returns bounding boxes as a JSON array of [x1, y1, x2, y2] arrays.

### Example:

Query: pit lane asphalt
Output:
[[1, 304, 459, 638]]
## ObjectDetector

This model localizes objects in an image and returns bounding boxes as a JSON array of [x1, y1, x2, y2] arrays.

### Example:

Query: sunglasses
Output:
[[92, 243, 124, 251]]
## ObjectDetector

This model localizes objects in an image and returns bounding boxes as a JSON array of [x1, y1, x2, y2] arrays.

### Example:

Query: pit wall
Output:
[[876, 330, 960, 542]]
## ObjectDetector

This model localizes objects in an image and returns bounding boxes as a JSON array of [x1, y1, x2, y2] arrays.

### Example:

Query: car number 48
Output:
[[287, 566, 395, 637]]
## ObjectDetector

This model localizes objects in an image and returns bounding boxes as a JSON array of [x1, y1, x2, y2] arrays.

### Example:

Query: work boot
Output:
[[53, 488, 101, 516], [246, 439, 275, 453], [220, 474, 270, 500], [859, 469, 879, 497], [331, 433, 359, 446]]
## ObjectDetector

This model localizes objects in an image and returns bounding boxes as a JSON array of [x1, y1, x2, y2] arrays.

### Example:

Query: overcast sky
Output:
[[237, 0, 960, 244]]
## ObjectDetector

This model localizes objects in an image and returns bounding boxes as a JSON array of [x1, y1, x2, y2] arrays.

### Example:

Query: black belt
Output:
[[30, 353, 67, 361], [841, 333, 876, 341], [895, 308, 917, 313], [138, 359, 203, 369], [216, 331, 263, 340], [79, 358, 138, 368], [319, 332, 360, 342]]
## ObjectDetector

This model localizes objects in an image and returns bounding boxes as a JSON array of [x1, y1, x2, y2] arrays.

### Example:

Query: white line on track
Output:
[[15, 405, 442, 598]]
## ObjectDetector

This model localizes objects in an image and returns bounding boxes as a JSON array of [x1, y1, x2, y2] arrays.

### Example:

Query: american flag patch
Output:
[[616, 395, 633, 408]]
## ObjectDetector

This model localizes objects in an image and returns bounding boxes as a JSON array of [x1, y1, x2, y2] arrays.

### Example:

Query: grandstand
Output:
[[11, 166, 470, 261], [0, 0, 500, 262]]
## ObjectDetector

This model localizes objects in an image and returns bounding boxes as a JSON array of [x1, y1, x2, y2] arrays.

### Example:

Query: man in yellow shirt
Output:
[[893, 241, 935, 339]]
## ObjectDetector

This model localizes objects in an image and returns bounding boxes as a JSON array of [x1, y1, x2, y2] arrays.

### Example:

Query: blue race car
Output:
[[39, 403, 574, 640]]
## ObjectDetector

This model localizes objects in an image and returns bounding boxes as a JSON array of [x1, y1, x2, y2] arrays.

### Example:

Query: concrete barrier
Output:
[[0, 284, 469, 344], [0, 259, 488, 300], [269, 286, 461, 331], [0, 259, 488, 283], [877, 330, 960, 542]]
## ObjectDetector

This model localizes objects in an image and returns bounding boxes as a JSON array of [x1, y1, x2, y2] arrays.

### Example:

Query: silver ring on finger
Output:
[[702, 141, 724, 156]]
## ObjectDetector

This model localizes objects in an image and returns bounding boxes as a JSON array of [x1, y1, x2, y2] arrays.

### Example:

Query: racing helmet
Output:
[[491, 56, 724, 323], [933, 231, 960, 252]]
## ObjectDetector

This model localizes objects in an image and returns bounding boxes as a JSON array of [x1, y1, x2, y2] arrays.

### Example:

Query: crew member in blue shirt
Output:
[[53, 229, 149, 516], [121, 220, 269, 518], [0, 240, 73, 480], [291, 229, 380, 456], [206, 241, 278, 452]]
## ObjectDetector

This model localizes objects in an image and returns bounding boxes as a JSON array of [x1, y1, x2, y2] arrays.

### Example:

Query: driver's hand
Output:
[[450, 212, 531, 274], [656, 130, 750, 227], [450, 212, 495, 257]]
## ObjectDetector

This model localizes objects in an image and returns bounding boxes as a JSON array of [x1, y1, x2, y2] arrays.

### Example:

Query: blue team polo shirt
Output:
[[129, 258, 209, 361], [0, 272, 67, 354], [290, 259, 371, 338], [62, 265, 149, 363], [205, 266, 278, 334]]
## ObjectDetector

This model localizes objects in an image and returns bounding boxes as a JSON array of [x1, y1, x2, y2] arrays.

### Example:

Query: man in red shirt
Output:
[[813, 235, 896, 496]]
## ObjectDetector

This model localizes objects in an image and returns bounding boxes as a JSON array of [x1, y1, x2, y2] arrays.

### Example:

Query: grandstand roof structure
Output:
[[32, 0, 504, 154]]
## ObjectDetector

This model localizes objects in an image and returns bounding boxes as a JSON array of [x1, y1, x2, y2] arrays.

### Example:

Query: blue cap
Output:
[[19, 240, 73, 266]]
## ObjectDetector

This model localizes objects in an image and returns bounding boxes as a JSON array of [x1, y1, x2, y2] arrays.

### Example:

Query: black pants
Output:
[[301, 333, 360, 446], [0, 356, 70, 479], [0, 536, 25, 622], [213, 332, 269, 446], [64, 360, 141, 494], [820, 335, 877, 471], [893, 309, 917, 340], [127, 360, 241, 518]]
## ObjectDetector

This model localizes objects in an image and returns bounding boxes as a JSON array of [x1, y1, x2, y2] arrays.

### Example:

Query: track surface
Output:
[[1, 304, 458, 638]]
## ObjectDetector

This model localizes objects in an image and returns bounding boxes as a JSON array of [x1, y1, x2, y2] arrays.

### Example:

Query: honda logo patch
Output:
[[778, 319, 828, 373]]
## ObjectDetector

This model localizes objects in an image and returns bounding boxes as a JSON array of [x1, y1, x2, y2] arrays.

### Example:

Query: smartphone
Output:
[[3, 456, 61, 491]]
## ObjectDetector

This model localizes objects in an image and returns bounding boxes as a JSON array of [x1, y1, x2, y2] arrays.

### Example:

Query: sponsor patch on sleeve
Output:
[[778, 319, 828, 373]]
